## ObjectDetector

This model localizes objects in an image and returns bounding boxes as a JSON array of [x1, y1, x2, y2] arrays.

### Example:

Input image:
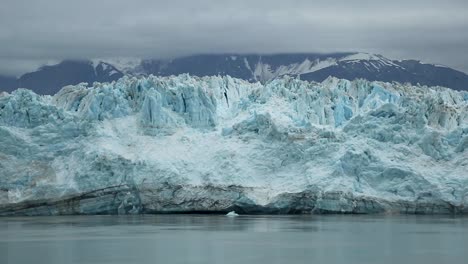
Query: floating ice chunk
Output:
[[226, 211, 239, 217]]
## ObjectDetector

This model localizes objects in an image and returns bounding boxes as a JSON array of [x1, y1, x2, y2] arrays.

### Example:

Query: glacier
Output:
[[0, 74, 467, 215]]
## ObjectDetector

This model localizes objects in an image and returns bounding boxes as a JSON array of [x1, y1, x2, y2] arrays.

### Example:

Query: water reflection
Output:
[[0, 215, 467, 264]]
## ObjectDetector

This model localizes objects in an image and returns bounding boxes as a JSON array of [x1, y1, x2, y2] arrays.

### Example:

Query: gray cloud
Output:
[[1, 0, 467, 76]]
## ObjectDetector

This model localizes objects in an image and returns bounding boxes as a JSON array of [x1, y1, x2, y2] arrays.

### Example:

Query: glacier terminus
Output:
[[0, 75, 467, 215]]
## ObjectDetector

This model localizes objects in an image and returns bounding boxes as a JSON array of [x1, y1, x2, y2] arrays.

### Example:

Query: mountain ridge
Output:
[[1, 52, 468, 94]]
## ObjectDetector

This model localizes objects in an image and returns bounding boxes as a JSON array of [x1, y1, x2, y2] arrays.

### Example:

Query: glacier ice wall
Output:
[[0, 74, 467, 215]]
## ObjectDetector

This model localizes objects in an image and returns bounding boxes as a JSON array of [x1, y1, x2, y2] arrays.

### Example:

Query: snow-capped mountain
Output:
[[0, 75, 467, 215], [135, 53, 468, 91], [1, 52, 467, 95]]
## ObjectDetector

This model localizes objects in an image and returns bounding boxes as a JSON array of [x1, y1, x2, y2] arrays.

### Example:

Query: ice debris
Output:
[[226, 211, 239, 217]]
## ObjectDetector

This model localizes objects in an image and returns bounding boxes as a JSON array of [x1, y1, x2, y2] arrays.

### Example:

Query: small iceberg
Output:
[[226, 211, 239, 217]]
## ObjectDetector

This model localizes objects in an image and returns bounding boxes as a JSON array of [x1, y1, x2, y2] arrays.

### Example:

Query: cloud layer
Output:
[[1, 0, 467, 76]]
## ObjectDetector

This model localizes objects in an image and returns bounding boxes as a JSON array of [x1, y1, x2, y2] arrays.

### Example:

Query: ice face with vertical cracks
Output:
[[0, 75, 467, 215]]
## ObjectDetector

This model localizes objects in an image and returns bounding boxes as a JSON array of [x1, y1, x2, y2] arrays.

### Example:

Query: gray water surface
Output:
[[1, 215, 467, 264]]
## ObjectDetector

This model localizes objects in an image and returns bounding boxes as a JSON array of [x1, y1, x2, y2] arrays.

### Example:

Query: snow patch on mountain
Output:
[[249, 53, 410, 82], [272, 58, 338, 78], [89, 60, 123, 78], [418, 61, 450, 68], [92, 58, 143, 75], [341, 52, 403, 68], [252, 58, 338, 82]]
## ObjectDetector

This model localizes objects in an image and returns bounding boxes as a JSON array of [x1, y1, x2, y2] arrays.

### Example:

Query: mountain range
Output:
[[1, 52, 468, 94]]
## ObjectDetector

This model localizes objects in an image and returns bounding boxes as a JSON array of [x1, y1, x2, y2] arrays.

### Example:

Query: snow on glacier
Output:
[[0, 74, 467, 214]]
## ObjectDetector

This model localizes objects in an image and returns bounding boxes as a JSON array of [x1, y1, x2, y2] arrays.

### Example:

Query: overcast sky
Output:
[[1, 0, 467, 76]]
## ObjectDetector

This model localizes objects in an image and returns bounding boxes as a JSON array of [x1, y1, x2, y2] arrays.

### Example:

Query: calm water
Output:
[[0, 215, 467, 264]]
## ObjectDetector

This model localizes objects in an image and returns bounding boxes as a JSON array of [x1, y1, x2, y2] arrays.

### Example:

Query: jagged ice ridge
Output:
[[0, 75, 467, 215]]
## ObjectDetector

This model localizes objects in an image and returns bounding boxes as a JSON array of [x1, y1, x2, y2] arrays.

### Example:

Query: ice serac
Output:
[[0, 74, 467, 216]]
